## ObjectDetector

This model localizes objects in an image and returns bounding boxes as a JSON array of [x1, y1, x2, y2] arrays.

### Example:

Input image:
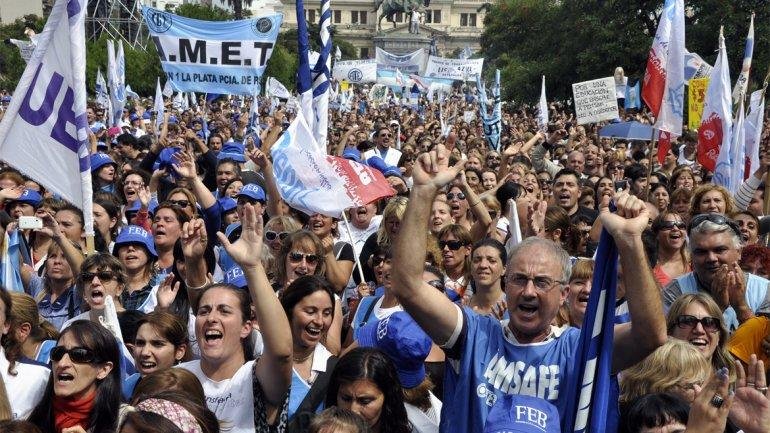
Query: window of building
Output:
[[460, 13, 477, 27], [333, 10, 341, 24], [424, 9, 441, 23], [351, 10, 368, 24], [360, 47, 370, 58], [306, 9, 316, 23]]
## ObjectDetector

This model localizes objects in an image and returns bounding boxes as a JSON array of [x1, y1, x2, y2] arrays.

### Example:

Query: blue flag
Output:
[[1, 230, 26, 293], [561, 228, 618, 433], [624, 81, 641, 110]]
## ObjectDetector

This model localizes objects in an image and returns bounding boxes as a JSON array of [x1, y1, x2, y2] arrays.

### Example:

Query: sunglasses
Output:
[[687, 213, 742, 239], [607, 165, 622, 171], [658, 220, 686, 231], [439, 240, 467, 250], [80, 271, 116, 283], [371, 255, 391, 267], [289, 252, 320, 265], [265, 231, 289, 242], [426, 279, 445, 291], [168, 199, 191, 208], [675, 315, 720, 333], [51, 346, 98, 364], [446, 192, 466, 201], [379, 133, 392, 138]]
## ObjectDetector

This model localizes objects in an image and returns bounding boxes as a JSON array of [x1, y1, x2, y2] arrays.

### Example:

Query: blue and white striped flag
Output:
[[1, 230, 26, 293], [296, 0, 314, 136], [311, 0, 332, 151], [732, 13, 754, 104], [476, 69, 502, 151], [562, 228, 618, 433], [154, 78, 164, 129]]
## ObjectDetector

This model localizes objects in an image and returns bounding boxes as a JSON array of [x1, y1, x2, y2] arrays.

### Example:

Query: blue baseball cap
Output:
[[152, 147, 181, 173], [224, 265, 247, 289], [366, 156, 388, 174], [218, 142, 246, 162], [9, 189, 42, 208], [129, 113, 140, 122], [383, 165, 402, 178], [237, 183, 266, 202], [125, 199, 159, 216], [342, 147, 361, 162], [219, 196, 237, 214], [112, 225, 158, 258], [90, 153, 117, 172], [142, 111, 152, 120], [168, 115, 178, 124], [357, 312, 431, 388], [483, 395, 560, 433]]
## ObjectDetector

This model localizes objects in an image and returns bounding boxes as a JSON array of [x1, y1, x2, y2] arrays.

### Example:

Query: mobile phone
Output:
[[614, 180, 629, 191], [18, 216, 42, 230]]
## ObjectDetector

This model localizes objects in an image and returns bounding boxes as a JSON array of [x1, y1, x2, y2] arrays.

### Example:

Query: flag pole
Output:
[[341, 210, 366, 283], [644, 126, 658, 199]]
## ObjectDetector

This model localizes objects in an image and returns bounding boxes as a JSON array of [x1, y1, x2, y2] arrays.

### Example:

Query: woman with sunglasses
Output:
[[165, 187, 198, 219], [273, 230, 326, 293], [307, 213, 355, 293], [61, 253, 128, 330], [264, 216, 302, 259], [446, 179, 492, 239], [28, 320, 122, 433], [437, 225, 473, 302], [651, 212, 690, 287], [179, 203, 292, 433], [0, 288, 49, 420], [667, 293, 735, 377]]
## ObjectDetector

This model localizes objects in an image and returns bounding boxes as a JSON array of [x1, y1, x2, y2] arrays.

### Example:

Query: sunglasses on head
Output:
[[658, 220, 686, 231], [289, 252, 320, 265], [687, 213, 742, 239], [80, 270, 116, 283], [675, 315, 720, 333], [168, 199, 190, 208], [265, 230, 289, 242], [51, 346, 98, 364], [439, 240, 467, 250], [446, 192, 466, 201]]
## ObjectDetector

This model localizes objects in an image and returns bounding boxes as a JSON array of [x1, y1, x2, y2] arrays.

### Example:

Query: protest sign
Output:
[[332, 59, 377, 83], [144, 6, 282, 95], [0, 0, 93, 235], [572, 77, 619, 125], [375, 47, 428, 75], [687, 77, 709, 130], [424, 55, 484, 81]]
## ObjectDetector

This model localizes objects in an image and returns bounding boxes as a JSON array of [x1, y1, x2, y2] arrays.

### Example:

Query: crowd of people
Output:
[[0, 80, 767, 433]]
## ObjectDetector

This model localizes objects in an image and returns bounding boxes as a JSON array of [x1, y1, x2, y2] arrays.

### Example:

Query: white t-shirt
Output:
[[405, 391, 442, 433], [0, 347, 49, 420], [179, 360, 256, 433]]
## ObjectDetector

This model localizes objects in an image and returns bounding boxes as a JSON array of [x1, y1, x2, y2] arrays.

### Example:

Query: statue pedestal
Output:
[[373, 24, 445, 55]]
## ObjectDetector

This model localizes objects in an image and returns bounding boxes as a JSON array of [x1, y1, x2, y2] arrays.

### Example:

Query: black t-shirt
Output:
[[570, 205, 599, 226]]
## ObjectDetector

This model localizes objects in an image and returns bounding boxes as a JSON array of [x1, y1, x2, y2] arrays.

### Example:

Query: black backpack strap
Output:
[[359, 296, 379, 328], [287, 356, 339, 432]]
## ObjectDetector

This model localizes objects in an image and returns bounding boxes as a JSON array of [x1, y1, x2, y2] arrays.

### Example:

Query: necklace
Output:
[[293, 351, 313, 363]]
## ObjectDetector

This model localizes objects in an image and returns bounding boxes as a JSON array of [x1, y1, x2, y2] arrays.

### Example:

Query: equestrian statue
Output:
[[374, 0, 425, 32]]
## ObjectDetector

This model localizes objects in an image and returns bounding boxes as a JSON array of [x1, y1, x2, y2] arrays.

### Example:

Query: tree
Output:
[[224, 0, 254, 20], [173, 3, 233, 21], [482, 0, 770, 104]]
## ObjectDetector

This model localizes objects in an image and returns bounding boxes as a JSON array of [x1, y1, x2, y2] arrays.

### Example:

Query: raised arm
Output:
[[604, 192, 667, 372], [390, 144, 466, 345], [216, 203, 292, 407], [174, 150, 217, 210], [247, 148, 284, 218]]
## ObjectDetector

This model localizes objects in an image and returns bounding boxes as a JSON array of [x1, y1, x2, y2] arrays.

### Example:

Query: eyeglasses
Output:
[[446, 192, 466, 201], [687, 213, 743, 239], [51, 346, 98, 364], [379, 133, 392, 138], [674, 380, 704, 392], [426, 279, 445, 291], [658, 220, 686, 231], [123, 180, 144, 187], [675, 315, 720, 333], [168, 199, 190, 208], [439, 240, 467, 250], [508, 273, 564, 292], [371, 255, 390, 267], [265, 231, 289, 242], [487, 155, 501, 160], [289, 252, 320, 265], [80, 270, 116, 283]]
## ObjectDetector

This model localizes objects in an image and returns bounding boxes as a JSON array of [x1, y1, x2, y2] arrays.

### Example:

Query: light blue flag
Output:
[[562, 227, 618, 433], [144, 6, 282, 95], [476, 70, 502, 151], [1, 230, 26, 293], [624, 81, 641, 109]]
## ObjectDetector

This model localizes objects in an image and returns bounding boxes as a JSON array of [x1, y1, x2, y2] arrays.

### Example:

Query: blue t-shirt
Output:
[[29, 274, 80, 331], [441, 307, 580, 433]]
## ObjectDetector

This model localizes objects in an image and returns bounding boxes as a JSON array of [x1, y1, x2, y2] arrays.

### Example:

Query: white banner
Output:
[[572, 77, 619, 125], [375, 47, 428, 75], [0, 0, 93, 235], [332, 59, 377, 84], [424, 55, 484, 81], [266, 76, 292, 99]]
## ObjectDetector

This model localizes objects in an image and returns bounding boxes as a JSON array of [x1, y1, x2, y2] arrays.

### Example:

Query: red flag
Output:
[[657, 131, 671, 166], [327, 156, 396, 205]]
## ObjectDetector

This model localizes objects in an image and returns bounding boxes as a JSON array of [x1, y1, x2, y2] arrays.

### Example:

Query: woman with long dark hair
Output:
[[28, 320, 122, 432], [325, 347, 411, 433]]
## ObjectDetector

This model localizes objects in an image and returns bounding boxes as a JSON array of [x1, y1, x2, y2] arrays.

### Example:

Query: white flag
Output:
[[744, 89, 765, 178], [0, 0, 93, 235], [334, 45, 342, 62], [266, 77, 292, 99], [655, 0, 685, 135], [537, 75, 548, 131], [95, 68, 109, 109], [154, 78, 164, 129], [732, 13, 754, 104], [162, 80, 173, 98], [708, 28, 735, 188]]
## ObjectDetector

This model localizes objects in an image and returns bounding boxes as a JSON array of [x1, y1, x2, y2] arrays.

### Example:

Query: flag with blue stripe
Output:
[[624, 81, 641, 109], [561, 228, 618, 433], [310, 0, 332, 151], [1, 230, 26, 293], [296, 0, 314, 134], [732, 13, 754, 104], [476, 69, 502, 151]]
